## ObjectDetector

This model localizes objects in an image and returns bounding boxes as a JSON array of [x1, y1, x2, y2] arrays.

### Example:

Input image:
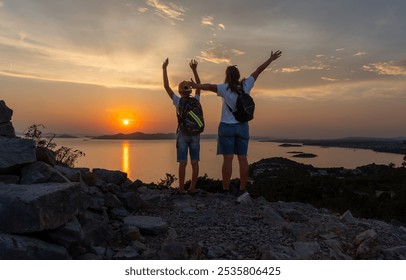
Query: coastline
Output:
[[28, 130, 406, 156], [262, 137, 406, 155]]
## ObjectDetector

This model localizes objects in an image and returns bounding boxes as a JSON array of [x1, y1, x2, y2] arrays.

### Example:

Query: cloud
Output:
[[197, 42, 231, 64], [137, 7, 148, 14], [231, 49, 245, 56], [321, 77, 340, 82], [145, 0, 186, 22], [0, 33, 161, 89], [279, 67, 301, 73], [363, 60, 406, 76], [354, 52, 367, 56], [197, 42, 244, 65], [277, 62, 328, 74], [0, 69, 44, 80], [201, 16, 214, 26], [201, 15, 225, 31]]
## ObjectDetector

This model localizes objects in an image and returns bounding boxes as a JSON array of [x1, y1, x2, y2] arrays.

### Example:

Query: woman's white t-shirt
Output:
[[216, 76, 255, 124]]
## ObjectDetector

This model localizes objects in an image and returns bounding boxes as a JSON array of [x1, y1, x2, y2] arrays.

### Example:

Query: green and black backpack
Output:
[[177, 97, 205, 135]]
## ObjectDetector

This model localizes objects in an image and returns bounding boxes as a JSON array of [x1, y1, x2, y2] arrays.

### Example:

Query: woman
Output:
[[189, 50, 282, 201]]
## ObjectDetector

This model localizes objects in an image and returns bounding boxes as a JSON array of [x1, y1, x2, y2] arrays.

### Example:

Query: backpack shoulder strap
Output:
[[225, 89, 243, 112]]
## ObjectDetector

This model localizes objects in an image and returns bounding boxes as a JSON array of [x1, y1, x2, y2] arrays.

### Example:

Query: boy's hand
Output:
[[189, 59, 198, 70], [162, 58, 169, 69]]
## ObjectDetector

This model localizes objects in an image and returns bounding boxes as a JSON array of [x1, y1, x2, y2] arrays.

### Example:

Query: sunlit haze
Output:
[[1, 0, 405, 138]]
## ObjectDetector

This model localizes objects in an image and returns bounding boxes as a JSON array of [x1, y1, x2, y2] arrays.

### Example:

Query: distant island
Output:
[[267, 137, 406, 155], [285, 151, 318, 158], [54, 134, 78, 138], [292, 153, 318, 158], [93, 132, 217, 140], [278, 143, 303, 147], [93, 132, 176, 140]]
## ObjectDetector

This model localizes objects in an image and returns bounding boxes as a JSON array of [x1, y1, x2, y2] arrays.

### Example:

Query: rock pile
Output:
[[1, 101, 405, 260], [0, 100, 16, 138]]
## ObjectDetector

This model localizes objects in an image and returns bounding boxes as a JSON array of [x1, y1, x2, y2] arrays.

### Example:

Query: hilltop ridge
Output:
[[92, 131, 217, 140]]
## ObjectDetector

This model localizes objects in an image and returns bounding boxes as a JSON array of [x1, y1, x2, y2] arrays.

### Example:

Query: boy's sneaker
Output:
[[219, 189, 231, 195], [236, 190, 250, 203]]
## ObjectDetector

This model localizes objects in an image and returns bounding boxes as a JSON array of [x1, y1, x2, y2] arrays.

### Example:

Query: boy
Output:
[[162, 58, 203, 194]]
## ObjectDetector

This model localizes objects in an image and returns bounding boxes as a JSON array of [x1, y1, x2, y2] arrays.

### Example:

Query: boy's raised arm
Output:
[[162, 58, 175, 99], [189, 59, 201, 96]]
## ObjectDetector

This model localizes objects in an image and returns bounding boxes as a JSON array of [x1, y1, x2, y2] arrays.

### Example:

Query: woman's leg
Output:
[[235, 122, 249, 191], [237, 155, 249, 190], [222, 154, 234, 190]]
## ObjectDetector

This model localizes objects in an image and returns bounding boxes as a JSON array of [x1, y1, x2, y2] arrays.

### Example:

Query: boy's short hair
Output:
[[178, 81, 192, 94]]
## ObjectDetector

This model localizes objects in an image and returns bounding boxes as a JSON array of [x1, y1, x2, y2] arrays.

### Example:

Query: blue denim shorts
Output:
[[217, 122, 249, 155], [176, 132, 200, 162]]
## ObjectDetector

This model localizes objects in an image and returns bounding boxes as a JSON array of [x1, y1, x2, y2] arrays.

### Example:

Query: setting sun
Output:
[[122, 119, 130, 126]]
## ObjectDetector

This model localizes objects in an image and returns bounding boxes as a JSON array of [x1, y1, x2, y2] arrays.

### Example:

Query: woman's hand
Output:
[[187, 78, 197, 89], [270, 50, 282, 61]]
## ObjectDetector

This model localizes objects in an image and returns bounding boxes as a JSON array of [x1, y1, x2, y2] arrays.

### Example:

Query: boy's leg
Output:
[[190, 160, 199, 192], [189, 134, 200, 192], [178, 161, 187, 192], [176, 133, 188, 192]]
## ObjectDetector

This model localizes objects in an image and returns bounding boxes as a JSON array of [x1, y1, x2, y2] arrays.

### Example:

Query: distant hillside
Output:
[[93, 132, 217, 140], [54, 134, 78, 138], [269, 137, 406, 155], [93, 132, 176, 140]]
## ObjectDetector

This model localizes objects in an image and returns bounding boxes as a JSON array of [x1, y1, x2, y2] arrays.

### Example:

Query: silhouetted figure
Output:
[[162, 58, 202, 194], [189, 50, 282, 201]]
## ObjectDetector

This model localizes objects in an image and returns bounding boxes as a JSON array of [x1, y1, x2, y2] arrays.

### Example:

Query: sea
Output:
[[54, 138, 404, 184]]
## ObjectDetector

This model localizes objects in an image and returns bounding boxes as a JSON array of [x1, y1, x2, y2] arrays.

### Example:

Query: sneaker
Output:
[[187, 189, 197, 195], [233, 189, 245, 197], [236, 190, 250, 203], [219, 189, 231, 195]]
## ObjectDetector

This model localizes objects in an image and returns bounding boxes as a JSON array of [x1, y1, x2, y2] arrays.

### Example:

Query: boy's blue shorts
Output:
[[176, 132, 200, 162]]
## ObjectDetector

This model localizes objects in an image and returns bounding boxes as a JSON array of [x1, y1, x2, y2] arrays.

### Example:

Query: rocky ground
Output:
[[1, 136, 406, 260], [2, 156, 406, 260], [124, 185, 406, 260]]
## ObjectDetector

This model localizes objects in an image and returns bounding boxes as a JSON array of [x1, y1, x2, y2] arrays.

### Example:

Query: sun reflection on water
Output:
[[122, 141, 130, 179]]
